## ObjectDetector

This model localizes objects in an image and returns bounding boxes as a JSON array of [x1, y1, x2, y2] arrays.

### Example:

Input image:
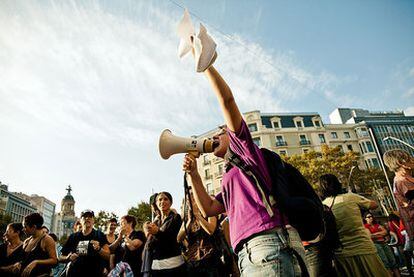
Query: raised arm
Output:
[[204, 66, 242, 133], [183, 154, 224, 217]]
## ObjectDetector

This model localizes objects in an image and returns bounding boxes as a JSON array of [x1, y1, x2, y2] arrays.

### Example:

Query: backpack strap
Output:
[[227, 149, 274, 217]]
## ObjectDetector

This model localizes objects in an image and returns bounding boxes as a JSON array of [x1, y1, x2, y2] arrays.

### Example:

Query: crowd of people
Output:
[[1, 31, 414, 277]]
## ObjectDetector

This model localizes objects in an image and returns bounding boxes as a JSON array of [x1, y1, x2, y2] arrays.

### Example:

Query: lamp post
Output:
[[348, 165, 357, 193], [368, 128, 398, 210]]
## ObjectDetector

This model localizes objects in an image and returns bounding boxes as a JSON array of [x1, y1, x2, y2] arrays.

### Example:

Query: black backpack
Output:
[[228, 147, 324, 241], [320, 197, 342, 253]]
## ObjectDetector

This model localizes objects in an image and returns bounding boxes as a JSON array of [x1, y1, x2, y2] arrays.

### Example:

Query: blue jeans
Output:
[[237, 227, 307, 277]]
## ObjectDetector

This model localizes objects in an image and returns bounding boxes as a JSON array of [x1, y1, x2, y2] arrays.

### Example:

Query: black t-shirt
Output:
[[151, 213, 182, 261], [61, 229, 108, 277], [116, 231, 146, 276], [0, 243, 24, 267]]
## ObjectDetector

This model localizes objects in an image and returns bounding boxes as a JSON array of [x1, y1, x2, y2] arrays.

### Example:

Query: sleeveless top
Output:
[[21, 234, 52, 276], [183, 216, 217, 262]]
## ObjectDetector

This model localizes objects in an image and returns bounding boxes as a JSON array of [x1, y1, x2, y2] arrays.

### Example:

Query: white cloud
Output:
[[0, 1, 347, 215], [405, 106, 414, 116]]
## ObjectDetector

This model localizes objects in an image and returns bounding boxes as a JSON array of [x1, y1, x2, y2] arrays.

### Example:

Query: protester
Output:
[[13, 213, 57, 276], [182, 48, 305, 276], [364, 212, 400, 276], [383, 150, 414, 250], [110, 215, 146, 277], [49, 233, 65, 277], [59, 209, 110, 276], [0, 223, 24, 276], [73, 220, 82, 233], [143, 191, 186, 276], [142, 192, 160, 277], [105, 218, 118, 271], [319, 174, 389, 277], [177, 189, 222, 276]]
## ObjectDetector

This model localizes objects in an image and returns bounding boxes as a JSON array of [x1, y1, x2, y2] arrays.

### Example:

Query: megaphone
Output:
[[159, 129, 214, 159]]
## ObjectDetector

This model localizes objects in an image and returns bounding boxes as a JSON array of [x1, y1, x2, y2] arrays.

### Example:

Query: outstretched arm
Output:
[[204, 66, 242, 133], [183, 154, 224, 217]]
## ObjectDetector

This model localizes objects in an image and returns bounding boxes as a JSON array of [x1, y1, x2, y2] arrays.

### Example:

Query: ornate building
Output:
[[52, 185, 77, 239]]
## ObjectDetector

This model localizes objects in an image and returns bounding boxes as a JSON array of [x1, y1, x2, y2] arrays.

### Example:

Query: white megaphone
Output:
[[159, 129, 214, 159]]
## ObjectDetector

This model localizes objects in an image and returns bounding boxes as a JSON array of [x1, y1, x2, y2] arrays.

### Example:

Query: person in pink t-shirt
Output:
[[182, 52, 306, 276]]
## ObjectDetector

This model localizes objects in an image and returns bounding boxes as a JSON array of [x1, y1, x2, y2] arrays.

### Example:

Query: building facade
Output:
[[330, 108, 414, 157], [195, 110, 380, 195], [0, 183, 37, 223], [52, 185, 77, 239]]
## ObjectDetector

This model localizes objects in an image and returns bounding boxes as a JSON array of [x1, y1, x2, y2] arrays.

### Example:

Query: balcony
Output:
[[276, 141, 288, 147], [300, 139, 311, 145]]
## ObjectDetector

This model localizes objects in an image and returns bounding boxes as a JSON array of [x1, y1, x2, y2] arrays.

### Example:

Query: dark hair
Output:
[[8, 223, 23, 234], [150, 193, 160, 215], [42, 226, 50, 233], [319, 174, 343, 200], [157, 191, 173, 203], [388, 213, 400, 222], [24, 213, 44, 229], [108, 218, 118, 224], [49, 233, 58, 242], [364, 212, 377, 224], [121, 215, 137, 229]]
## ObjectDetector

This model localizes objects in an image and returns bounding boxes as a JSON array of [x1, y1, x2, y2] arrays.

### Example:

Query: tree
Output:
[[127, 201, 151, 230], [0, 213, 12, 242], [94, 211, 118, 231], [283, 145, 387, 193]]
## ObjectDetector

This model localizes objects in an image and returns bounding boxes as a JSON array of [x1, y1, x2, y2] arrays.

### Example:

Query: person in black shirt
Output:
[[144, 191, 186, 277], [59, 209, 110, 277], [15, 213, 57, 277], [0, 223, 25, 276], [110, 215, 146, 276]]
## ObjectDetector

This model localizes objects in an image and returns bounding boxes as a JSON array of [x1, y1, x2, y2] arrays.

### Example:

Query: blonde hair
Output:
[[383, 149, 411, 172]]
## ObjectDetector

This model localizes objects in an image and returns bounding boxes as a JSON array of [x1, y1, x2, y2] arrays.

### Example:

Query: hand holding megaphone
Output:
[[158, 129, 214, 159]]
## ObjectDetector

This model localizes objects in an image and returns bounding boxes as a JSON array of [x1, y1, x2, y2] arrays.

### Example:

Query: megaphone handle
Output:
[[188, 150, 200, 158]]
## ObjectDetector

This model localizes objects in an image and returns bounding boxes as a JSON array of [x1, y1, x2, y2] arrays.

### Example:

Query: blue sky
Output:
[[0, 0, 413, 217]]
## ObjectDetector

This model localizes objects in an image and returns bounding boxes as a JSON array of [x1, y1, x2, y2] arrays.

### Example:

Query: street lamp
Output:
[[383, 136, 414, 150], [348, 165, 357, 193]]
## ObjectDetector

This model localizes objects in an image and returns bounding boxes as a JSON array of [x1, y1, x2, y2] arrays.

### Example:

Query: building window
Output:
[[218, 164, 223, 175], [344, 132, 351, 139], [331, 132, 338, 139], [252, 137, 261, 146], [359, 143, 365, 154], [318, 134, 326, 143], [275, 135, 287, 146], [248, 123, 258, 132], [299, 134, 310, 145], [337, 145, 344, 153], [347, 145, 353, 151], [272, 121, 280, 128], [206, 183, 213, 194], [314, 120, 321, 127], [302, 148, 309, 154], [372, 158, 380, 168], [366, 141, 374, 152], [203, 155, 210, 165], [204, 169, 210, 179], [279, 150, 287, 156], [296, 121, 303, 128]]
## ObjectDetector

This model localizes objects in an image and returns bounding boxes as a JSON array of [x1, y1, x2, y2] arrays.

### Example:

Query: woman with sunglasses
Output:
[[364, 213, 400, 277]]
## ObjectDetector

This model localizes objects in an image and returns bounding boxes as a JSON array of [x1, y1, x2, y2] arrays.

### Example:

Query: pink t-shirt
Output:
[[215, 120, 282, 251]]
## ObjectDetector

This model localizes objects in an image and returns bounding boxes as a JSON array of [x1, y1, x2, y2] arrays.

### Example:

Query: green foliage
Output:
[[283, 145, 387, 193], [127, 201, 151, 230], [94, 210, 118, 231], [0, 213, 12, 242]]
